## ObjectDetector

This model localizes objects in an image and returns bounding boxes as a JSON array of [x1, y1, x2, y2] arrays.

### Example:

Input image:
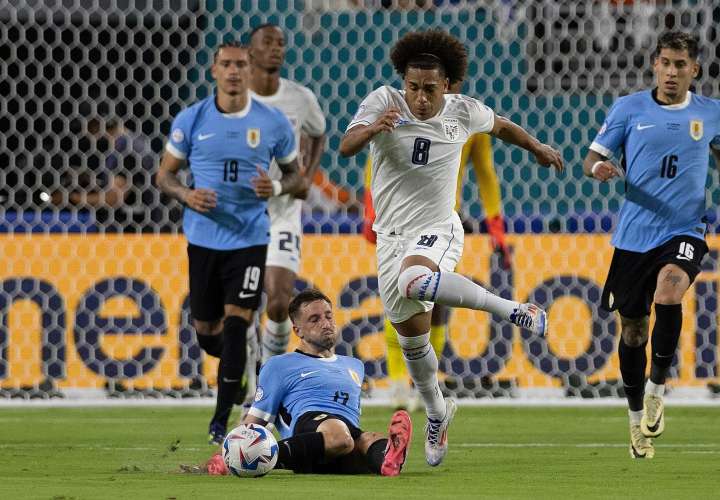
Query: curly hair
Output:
[[390, 30, 468, 85]]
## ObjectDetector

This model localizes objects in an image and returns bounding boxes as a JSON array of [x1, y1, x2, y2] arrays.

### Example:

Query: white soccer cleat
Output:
[[641, 394, 665, 438], [629, 423, 655, 459], [510, 303, 548, 337], [424, 398, 457, 467]]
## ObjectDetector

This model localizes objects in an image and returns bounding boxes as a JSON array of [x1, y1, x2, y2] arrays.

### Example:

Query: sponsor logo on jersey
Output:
[[171, 128, 184, 143], [442, 117, 460, 141], [690, 119, 703, 141], [247, 128, 261, 148], [254, 386, 264, 401]]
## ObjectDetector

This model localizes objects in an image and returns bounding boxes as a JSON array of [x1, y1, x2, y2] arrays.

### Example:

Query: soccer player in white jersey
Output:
[[339, 30, 563, 467], [584, 32, 720, 459], [248, 24, 328, 364]]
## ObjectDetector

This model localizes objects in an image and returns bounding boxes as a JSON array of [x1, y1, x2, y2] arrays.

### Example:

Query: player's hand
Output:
[[251, 165, 275, 199], [184, 188, 217, 212], [485, 214, 512, 270], [591, 160, 622, 182], [370, 107, 401, 135], [533, 143, 564, 172]]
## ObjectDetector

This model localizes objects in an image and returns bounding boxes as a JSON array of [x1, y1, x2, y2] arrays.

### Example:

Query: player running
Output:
[[339, 29, 562, 467], [584, 31, 720, 459]]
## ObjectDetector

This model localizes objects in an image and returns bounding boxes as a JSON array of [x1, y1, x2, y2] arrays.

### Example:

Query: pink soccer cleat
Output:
[[380, 409, 413, 476]]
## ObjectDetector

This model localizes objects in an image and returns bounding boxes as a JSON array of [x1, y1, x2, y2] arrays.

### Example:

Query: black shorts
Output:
[[187, 243, 267, 321], [292, 411, 370, 475], [601, 235, 708, 318]]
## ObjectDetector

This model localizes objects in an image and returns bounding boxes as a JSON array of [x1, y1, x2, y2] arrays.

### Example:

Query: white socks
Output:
[[261, 318, 292, 363], [397, 332, 445, 420], [645, 380, 665, 397], [398, 265, 519, 320], [628, 409, 643, 425]]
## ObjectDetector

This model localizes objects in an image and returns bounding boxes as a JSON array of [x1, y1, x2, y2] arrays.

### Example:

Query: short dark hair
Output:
[[250, 23, 280, 41], [390, 30, 467, 85], [656, 31, 699, 59], [288, 289, 332, 323], [213, 40, 246, 62]]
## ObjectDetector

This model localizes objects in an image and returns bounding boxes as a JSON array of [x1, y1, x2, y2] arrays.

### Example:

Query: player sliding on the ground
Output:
[[339, 29, 563, 467], [584, 31, 720, 459], [183, 289, 412, 476]]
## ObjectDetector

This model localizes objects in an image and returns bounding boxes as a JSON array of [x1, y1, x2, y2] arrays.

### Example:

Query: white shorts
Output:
[[376, 213, 464, 324], [266, 195, 302, 274]]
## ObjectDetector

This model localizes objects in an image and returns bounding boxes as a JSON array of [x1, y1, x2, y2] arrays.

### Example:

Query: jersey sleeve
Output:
[[589, 99, 629, 158], [346, 87, 390, 131], [467, 98, 495, 134], [248, 358, 286, 424], [301, 88, 326, 138], [273, 112, 298, 164], [165, 109, 194, 160]]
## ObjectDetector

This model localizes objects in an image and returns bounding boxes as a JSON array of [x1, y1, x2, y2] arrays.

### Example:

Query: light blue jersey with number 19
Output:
[[165, 96, 296, 250], [590, 89, 720, 252]]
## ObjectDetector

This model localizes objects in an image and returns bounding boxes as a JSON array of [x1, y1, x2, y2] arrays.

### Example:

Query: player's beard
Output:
[[308, 330, 336, 352]]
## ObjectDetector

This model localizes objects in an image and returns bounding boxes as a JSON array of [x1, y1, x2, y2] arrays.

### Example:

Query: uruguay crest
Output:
[[348, 369, 362, 386], [247, 128, 261, 148], [690, 119, 703, 141], [442, 118, 460, 141]]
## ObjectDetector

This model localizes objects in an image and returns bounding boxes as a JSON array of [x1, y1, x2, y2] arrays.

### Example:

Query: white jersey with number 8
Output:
[[347, 85, 494, 235]]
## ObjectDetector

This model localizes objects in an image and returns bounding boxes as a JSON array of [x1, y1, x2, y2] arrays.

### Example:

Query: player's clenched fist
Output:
[[591, 160, 622, 182], [251, 165, 275, 198], [184, 188, 217, 212], [370, 107, 402, 135]]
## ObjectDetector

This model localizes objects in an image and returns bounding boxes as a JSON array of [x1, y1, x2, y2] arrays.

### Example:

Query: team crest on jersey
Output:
[[247, 128, 261, 148], [348, 369, 362, 386], [442, 118, 460, 141], [690, 120, 703, 141]]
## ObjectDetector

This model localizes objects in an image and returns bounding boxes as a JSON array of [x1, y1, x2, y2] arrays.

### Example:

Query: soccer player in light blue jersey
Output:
[[195, 289, 412, 476], [584, 32, 720, 459], [157, 42, 305, 445]]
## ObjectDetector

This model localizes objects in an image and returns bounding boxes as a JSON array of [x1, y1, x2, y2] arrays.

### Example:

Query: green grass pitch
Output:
[[0, 406, 718, 499]]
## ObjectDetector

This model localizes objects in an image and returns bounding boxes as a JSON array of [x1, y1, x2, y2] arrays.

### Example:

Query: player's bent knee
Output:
[[620, 316, 649, 347], [318, 420, 355, 457], [397, 265, 433, 299]]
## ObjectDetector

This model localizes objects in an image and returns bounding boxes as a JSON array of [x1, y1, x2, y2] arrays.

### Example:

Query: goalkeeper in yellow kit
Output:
[[362, 83, 511, 408]]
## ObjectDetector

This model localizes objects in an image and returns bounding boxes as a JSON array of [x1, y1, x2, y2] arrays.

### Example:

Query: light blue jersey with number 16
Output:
[[590, 89, 720, 253]]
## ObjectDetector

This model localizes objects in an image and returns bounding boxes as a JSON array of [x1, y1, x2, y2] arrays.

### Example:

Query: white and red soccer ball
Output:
[[222, 423, 279, 477]]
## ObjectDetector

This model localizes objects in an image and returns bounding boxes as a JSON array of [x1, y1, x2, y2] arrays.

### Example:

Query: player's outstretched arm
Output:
[[339, 108, 401, 157], [489, 115, 563, 172], [583, 149, 622, 182], [242, 414, 269, 427], [157, 152, 217, 212]]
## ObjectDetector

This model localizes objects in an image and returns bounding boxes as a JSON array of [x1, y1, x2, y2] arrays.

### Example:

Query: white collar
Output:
[[660, 91, 692, 110]]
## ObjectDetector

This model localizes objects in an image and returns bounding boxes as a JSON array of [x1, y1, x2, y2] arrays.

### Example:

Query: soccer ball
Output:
[[222, 423, 279, 477]]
